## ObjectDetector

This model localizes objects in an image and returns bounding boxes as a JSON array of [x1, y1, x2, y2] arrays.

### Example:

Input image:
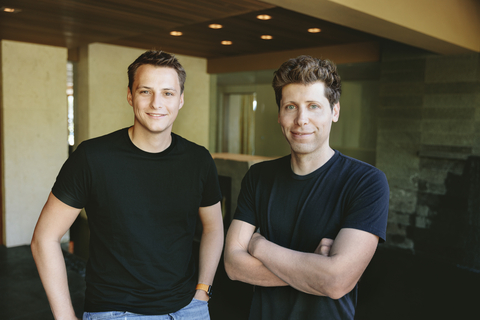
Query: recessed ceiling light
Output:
[[2, 7, 21, 13], [256, 14, 272, 20], [170, 31, 183, 36], [261, 35, 273, 40], [221, 40, 232, 46], [209, 24, 223, 29], [308, 28, 321, 33]]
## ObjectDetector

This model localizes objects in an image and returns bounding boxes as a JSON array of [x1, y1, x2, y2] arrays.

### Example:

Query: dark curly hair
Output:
[[128, 50, 186, 93], [272, 55, 341, 110]]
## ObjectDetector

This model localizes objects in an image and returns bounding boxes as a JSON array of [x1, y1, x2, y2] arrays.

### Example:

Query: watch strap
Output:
[[196, 283, 212, 297]]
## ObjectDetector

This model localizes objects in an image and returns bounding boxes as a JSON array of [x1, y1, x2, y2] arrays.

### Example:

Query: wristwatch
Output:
[[196, 283, 213, 298]]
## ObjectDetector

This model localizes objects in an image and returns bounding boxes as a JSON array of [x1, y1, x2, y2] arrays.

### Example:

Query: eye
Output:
[[285, 104, 295, 110], [139, 90, 150, 94], [165, 91, 173, 97], [310, 104, 319, 109]]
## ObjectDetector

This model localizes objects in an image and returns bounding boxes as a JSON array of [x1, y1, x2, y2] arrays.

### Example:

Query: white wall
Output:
[[1, 40, 68, 247]]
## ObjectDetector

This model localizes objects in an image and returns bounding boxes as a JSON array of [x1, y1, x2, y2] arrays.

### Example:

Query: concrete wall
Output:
[[377, 42, 480, 270], [76, 43, 211, 148], [76, 43, 137, 144], [173, 54, 211, 148], [1, 40, 68, 247]]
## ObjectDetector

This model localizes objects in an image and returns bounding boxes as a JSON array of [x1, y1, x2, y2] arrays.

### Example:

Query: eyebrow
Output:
[[137, 85, 177, 91], [283, 100, 322, 104]]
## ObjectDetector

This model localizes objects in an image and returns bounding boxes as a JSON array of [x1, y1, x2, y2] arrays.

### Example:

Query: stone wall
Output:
[[378, 41, 480, 270]]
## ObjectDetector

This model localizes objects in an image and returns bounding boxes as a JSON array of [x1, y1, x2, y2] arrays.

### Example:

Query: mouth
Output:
[[292, 132, 312, 137], [147, 113, 167, 118]]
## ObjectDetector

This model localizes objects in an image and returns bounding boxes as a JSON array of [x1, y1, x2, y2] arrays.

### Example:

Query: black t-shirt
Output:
[[52, 128, 222, 315], [234, 151, 389, 320]]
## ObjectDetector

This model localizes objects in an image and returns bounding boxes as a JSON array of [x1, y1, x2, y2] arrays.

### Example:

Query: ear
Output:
[[332, 102, 340, 123], [179, 92, 185, 110], [127, 87, 133, 107]]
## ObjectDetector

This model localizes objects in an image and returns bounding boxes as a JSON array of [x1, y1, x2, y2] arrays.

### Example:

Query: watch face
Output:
[[207, 285, 213, 297]]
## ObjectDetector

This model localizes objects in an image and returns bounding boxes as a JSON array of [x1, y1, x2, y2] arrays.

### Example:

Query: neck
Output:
[[128, 126, 172, 153], [290, 147, 335, 176]]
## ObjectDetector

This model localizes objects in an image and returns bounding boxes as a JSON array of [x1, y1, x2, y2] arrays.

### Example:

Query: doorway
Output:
[[220, 93, 256, 155]]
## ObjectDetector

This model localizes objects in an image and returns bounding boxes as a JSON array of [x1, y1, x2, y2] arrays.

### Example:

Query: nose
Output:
[[151, 92, 162, 109], [295, 107, 309, 126]]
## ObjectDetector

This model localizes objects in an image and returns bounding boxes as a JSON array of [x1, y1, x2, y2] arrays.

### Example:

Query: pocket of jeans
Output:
[[84, 311, 128, 320], [192, 298, 209, 304]]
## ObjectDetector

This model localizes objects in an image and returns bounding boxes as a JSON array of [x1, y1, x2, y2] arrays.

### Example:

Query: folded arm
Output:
[[31, 192, 82, 320], [194, 201, 224, 301], [248, 227, 378, 299], [225, 219, 378, 299], [224, 219, 288, 287]]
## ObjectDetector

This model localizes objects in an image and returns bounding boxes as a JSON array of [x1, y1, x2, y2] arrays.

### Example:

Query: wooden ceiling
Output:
[[0, 0, 379, 59]]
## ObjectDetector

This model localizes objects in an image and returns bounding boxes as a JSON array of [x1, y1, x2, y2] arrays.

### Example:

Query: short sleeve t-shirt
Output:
[[234, 151, 389, 319], [52, 128, 222, 315]]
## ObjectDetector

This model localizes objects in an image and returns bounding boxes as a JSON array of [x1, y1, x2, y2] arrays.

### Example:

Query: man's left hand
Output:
[[194, 289, 210, 302], [248, 232, 265, 256]]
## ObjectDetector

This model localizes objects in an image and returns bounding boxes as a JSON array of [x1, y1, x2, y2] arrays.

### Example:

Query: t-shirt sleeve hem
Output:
[[51, 188, 84, 209], [232, 212, 256, 227], [341, 224, 386, 243]]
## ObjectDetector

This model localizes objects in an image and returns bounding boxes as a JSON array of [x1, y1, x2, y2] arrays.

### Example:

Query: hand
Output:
[[314, 238, 334, 256], [247, 232, 265, 256], [194, 289, 210, 302]]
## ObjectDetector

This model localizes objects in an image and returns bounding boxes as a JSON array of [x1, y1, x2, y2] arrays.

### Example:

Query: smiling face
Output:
[[127, 64, 184, 138], [278, 81, 339, 159]]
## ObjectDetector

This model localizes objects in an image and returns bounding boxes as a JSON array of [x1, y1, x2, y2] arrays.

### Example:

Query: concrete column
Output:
[[1, 40, 68, 247]]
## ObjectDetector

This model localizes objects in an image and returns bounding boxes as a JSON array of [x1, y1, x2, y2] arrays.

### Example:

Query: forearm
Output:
[[249, 229, 378, 299], [249, 237, 334, 296], [31, 237, 78, 319], [195, 203, 224, 301], [224, 245, 288, 287], [197, 226, 224, 287], [224, 220, 287, 287]]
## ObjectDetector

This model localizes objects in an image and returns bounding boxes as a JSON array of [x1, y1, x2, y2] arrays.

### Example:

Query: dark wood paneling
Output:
[[0, 1, 380, 59]]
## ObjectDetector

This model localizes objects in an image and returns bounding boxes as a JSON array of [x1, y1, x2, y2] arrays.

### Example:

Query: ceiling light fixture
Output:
[[308, 28, 321, 33], [221, 40, 232, 46], [261, 35, 273, 40], [2, 7, 21, 13], [170, 31, 183, 36], [209, 24, 223, 29], [256, 14, 272, 20]]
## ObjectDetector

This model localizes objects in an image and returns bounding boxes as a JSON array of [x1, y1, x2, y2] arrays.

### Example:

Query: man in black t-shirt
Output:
[[31, 51, 224, 320], [224, 56, 389, 319]]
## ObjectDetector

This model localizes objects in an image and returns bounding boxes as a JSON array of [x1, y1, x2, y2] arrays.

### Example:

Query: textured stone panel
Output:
[[424, 94, 478, 109], [422, 105, 475, 119], [379, 96, 424, 108], [380, 82, 425, 96], [378, 119, 422, 132], [421, 119, 474, 135], [422, 132, 474, 146], [426, 54, 479, 83], [378, 106, 423, 119], [381, 59, 427, 73], [425, 82, 480, 94]]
